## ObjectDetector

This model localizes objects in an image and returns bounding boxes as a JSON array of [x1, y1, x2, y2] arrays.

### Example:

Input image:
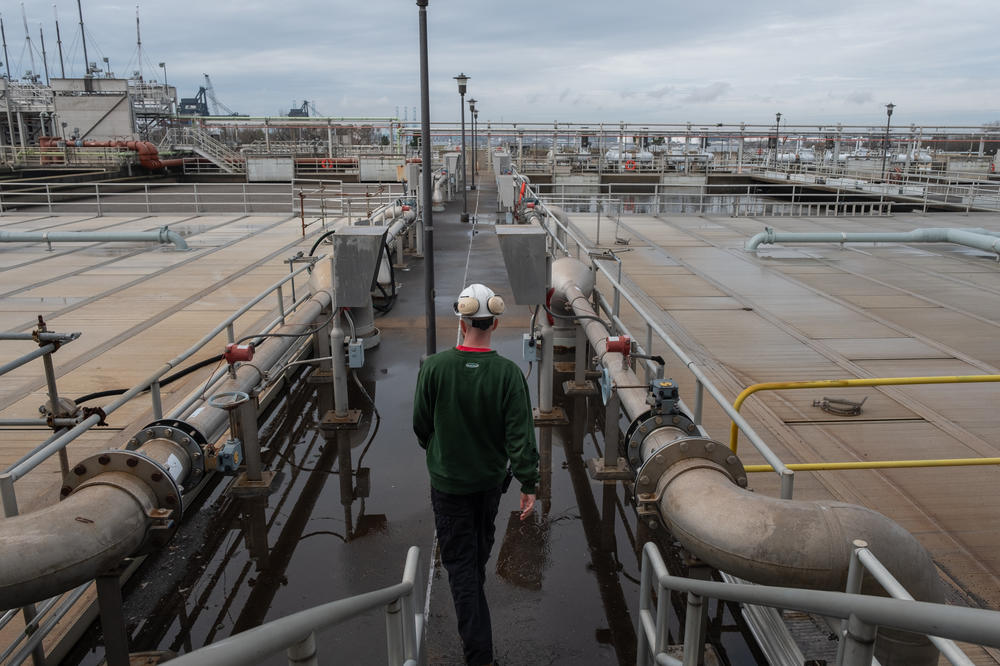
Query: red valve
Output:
[[526, 202, 536, 209], [402, 205, 411, 211], [605, 335, 631, 356], [224, 343, 254, 364]]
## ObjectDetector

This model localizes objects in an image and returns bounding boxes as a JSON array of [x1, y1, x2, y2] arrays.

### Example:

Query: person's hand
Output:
[[519, 493, 536, 521]]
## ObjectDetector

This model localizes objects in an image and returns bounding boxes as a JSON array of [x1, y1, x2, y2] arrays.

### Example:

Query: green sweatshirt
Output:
[[413, 347, 539, 495]]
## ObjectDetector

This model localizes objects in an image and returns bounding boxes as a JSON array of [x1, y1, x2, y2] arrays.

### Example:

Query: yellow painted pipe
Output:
[[745, 457, 1000, 473], [729, 374, 1000, 453]]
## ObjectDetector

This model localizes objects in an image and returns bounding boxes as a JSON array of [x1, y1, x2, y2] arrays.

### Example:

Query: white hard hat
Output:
[[454, 283, 505, 319]]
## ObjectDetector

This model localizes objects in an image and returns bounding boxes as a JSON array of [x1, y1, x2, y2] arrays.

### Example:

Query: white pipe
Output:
[[747, 227, 1000, 254], [0, 227, 188, 250]]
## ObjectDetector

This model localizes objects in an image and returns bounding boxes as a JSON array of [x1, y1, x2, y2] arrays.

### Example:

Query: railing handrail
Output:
[[637, 542, 1000, 666], [166, 546, 422, 666], [3, 256, 320, 481]]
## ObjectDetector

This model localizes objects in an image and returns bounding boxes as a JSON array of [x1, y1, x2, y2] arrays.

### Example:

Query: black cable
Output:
[[542, 302, 612, 334], [372, 240, 397, 315], [308, 229, 338, 258], [74, 353, 224, 404]]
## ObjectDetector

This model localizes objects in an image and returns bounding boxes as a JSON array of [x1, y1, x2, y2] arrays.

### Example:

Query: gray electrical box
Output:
[[405, 163, 421, 197], [328, 226, 388, 308], [495, 225, 547, 305], [497, 174, 516, 210]]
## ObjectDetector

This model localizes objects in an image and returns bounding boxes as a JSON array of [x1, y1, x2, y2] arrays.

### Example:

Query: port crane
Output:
[[203, 74, 240, 116]]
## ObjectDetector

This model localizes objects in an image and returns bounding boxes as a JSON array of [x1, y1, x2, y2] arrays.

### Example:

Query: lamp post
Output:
[[774, 112, 782, 168], [454, 72, 470, 222], [881, 102, 895, 180], [468, 97, 477, 190], [418, 0, 436, 356]]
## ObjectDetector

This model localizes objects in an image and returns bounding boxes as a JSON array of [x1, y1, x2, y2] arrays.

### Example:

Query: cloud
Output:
[[647, 86, 674, 100], [845, 91, 874, 105], [683, 82, 731, 103]]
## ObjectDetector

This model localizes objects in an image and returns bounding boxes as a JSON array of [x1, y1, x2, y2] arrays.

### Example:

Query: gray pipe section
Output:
[[0, 227, 188, 250], [746, 226, 1000, 255], [551, 257, 944, 664], [183, 289, 332, 444], [0, 471, 155, 608]]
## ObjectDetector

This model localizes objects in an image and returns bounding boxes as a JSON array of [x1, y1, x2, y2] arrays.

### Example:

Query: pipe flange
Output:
[[128, 419, 207, 492], [61, 449, 183, 520], [624, 410, 698, 467], [73, 472, 178, 555], [634, 436, 747, 499]]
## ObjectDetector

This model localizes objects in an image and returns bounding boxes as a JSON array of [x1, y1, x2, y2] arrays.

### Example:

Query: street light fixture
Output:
[[774, 112, 782, 168], [881, 102, 895, 179], [468, 97, 477, 190], [454, 72, 470, 222]]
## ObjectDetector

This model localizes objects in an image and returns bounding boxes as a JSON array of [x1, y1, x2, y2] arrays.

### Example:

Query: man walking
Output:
[[413, 282, 539, 666]]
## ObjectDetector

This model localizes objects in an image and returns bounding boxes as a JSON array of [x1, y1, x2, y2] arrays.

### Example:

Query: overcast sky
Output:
[[8, 1, 1000, 127]]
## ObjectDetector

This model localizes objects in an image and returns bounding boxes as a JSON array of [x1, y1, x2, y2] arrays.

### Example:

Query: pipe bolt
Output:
[[639, 475, 649, 485], [126, 458, 139, 468], [98, 455, 110, 465], [654, 416, 663, 425], [737, 477, 748, 487], [151, 472, 164, 482], [679, 442, 689, 452], [60, 485, 72, 497], [128, 438, 138, 446], [654, 454, 663, 464], [639, 425, 647, 434], [164, 428, 173, 437], [672, 416, 680, 424], [727, 455, 737, 465], [73, 464, 86, 475], [647, 519, 658, 530], [165, 494, 177, 506], [705, 442, 715, 453]]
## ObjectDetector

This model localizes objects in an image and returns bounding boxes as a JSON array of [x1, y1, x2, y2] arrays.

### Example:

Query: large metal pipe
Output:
[[0, 289, 333, 608], [550, 256, 944, 664], [746, 226, 1000, 255], [0, 227, 188, 250]]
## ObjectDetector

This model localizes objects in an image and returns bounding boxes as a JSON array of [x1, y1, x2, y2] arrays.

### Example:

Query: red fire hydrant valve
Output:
[[224, 342, 254, 364], [605, 335, 631, 356]]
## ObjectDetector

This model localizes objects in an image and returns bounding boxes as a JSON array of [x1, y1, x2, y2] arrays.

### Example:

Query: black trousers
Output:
[[431, 485, 503, 666]]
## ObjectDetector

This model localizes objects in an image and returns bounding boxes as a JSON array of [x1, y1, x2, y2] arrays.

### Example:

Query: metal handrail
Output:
[[729, 374, 1000, 452], [2, 258, 317, 484], [167, 547, 423, 666], [841, 542, 974, 666], [637, 542, 1000, 666]]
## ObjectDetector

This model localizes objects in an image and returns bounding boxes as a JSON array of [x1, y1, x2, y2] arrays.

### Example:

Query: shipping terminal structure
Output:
[[4, 10, 1000, 666]]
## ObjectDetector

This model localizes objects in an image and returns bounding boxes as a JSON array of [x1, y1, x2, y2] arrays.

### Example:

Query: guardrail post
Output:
[[839, 613, 877, 666], [46, 184, 53, 213], [150, 380, 163, 420], [277, 285, 286, 324], [144, 184, 151, 214], [40, 348, 70, 478], [835, 539, 868, 665], [193, 183, 200, 214], [286, 631, 318, 666], [682, 591, 707, 666], [385, 598, 404, 665], [243, 183, 249, 215], [0, 472, 18, 517], [95, 184, 102, 217], [779, 468, 795, 500]]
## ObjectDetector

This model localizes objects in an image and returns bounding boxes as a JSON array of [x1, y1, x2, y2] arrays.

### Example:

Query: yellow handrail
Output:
[[745, 457, 1000, 473], [729, 374, 1000, 453]]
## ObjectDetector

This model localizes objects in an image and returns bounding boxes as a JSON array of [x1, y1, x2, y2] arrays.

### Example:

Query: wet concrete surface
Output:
[[63, 187, 760, 665]]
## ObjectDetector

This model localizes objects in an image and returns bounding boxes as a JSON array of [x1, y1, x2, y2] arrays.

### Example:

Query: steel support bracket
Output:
[[231, 470, 276, 496], [562, 379, 597, 396], [305, 369, 334, 384], [533, 406, 569, 427], [553, 361, 601, 378], [586, 456, 632, 481], [320, 409, 363, 430]]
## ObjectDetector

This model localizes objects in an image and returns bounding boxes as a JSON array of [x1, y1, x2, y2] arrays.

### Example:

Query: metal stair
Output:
[[161, 127, 245, 174]]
